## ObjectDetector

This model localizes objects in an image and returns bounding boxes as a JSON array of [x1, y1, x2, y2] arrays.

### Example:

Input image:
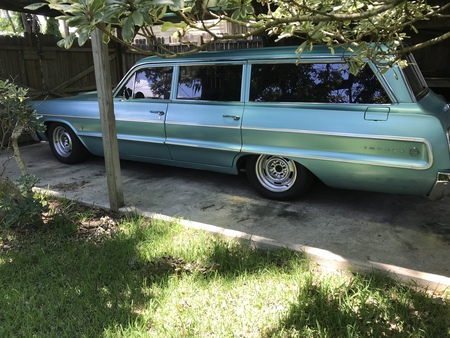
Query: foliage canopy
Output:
[[27, 0, 450, 67]]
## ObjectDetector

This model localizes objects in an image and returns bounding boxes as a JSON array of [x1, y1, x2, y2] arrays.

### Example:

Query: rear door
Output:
[[165, 63, 244, 167]]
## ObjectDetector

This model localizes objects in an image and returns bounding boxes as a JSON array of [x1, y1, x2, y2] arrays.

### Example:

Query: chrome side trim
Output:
[[42, 114, 99, 120], [42, 114, 165, 124], [165, 141, 241, 152], [243, 125, 431, 144], [243, 148, 431, 170], [428, 171, 450, 200], [165, 121, 241, 130], [242, 127, 434, 170]]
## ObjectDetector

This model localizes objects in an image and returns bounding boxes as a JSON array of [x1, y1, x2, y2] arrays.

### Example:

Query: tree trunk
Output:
[[0, 176, 24, 203], [5, 10, 16, 33], [11, 125, 28, 175]]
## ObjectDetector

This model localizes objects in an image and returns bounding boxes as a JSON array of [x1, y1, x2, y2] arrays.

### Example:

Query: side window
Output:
[[402, 53, 428, 100], [116, 74, 135, 99], [177, 64, 242, 101], [250, 63, 391, 104], [116, 67, 172, 99]]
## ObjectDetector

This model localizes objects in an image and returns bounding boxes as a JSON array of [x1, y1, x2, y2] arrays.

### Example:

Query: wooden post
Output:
[[91, 26, 124, 211]]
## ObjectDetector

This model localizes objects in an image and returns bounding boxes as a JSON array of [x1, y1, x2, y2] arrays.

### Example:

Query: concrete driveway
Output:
[[2, 143, 450, 291]]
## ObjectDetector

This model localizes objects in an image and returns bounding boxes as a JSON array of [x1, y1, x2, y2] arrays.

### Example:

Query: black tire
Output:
[[246, 155, 313, 200], [48, 123, 88, 164]]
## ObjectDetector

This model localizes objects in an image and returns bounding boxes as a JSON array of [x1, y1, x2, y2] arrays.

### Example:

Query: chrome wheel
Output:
[[255, 155, 298, 192], [48, 123, 88, 164], [246, 154, 313, 200], [52, 125, 73, 158]]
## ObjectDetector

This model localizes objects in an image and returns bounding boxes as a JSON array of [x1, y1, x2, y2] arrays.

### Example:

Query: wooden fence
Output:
[[0, 34, 123, 99], [0, 33, 261, 142], [0, 33, 262, 100]]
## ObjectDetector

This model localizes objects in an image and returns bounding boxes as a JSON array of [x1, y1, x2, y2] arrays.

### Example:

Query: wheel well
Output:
[[236, 155, 252, 172], [44, 121, 51, 138], [237, 154, 318, 179]]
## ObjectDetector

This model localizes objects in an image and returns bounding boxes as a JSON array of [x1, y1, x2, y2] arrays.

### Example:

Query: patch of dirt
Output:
[[52, 180, 89, 192], [0, 198, 122, 253]]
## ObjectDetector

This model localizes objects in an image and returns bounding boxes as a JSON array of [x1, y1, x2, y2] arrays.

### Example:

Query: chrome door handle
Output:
[[223, 115, 240, 121], [150, 111, 165, 116]]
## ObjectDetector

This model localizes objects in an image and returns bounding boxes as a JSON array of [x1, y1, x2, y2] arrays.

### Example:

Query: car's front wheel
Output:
[[48, 123, 88, 164], [246, 155, 313, 200]]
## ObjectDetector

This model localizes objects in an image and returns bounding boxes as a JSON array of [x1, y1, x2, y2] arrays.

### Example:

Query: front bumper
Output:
[[428, 171, 450, 200]]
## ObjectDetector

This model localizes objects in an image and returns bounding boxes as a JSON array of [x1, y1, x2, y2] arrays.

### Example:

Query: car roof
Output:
[[134, 45, 350, 65]]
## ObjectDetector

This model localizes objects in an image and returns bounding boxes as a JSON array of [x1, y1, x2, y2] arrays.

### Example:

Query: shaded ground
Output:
[[2, 143, 450, 289]]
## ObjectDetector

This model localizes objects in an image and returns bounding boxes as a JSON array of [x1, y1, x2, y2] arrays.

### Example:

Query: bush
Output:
[[0, 80, 46, 228], [0, 174, 49, 228]]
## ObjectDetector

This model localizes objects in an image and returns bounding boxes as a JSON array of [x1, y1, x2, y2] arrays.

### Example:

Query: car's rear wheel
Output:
[[246, 155, 313, 200], [48, 123, 88, 164]]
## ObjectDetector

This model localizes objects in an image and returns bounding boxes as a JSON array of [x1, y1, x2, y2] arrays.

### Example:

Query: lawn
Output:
[[0, 197, 449, 337]]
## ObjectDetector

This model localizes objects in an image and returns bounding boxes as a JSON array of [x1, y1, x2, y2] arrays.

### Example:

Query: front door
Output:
[[113, 65, 173, 161]]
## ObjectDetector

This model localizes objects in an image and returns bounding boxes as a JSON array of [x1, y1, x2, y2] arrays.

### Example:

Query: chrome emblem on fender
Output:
[[410, 147, 420, 157]]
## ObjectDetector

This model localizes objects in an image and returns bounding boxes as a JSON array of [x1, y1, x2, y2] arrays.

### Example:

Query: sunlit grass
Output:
[[0, 198, 448, 337]]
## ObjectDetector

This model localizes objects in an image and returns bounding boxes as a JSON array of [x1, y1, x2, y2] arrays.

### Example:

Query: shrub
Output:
[[0, 80, 46, 228]]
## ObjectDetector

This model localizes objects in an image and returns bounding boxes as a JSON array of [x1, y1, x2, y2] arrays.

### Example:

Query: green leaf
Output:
[[152, 0, 174, 4], [122, 16, 135, 42], [131, 11, 144, 26], [89, 0, 104, 13], [65, 16, 91, 27], [77, 28, 92, 46], [57, 33, 76, 49], [243, 5, 254, 14], [102, 29, 111, 44], [170, 0, 185, 11], [349, 61, 359, 75], [231, 9, 240, 20], [295, 41, 307, 57], [141, 12, 154, 25], [410, 25, 418, 34], [97, 7, 120, 22], [155, 6, 168, 20], [161, 21, 187, 32], [24, 3, 48, 11]]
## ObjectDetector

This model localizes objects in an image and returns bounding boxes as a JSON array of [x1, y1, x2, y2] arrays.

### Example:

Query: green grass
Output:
[[0, 198, 449, 338]]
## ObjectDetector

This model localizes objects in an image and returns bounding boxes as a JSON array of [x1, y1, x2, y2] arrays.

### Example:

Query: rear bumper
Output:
[[428, 171, 450, 200]]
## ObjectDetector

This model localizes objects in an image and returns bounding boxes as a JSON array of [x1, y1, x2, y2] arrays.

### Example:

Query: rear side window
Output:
[[116, 66, 172, 99], [177, 64, 242, 101], [402, 54, 428, 100], [250, 63, 391, 104]]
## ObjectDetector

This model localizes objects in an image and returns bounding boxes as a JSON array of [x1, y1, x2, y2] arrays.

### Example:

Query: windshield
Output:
[[402, 54, 429, 101]]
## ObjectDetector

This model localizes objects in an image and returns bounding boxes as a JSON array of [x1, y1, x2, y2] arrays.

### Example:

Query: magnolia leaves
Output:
[[26, 0, 183, 47], [25, 0, 445, 71]]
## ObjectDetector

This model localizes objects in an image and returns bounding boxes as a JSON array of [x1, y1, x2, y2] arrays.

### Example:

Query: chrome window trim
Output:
[[174, 62, 245, 102], [446, 126, 450, 152], [399, 54, 429, 102], [368, 63, 398, 103], [246, 61, 393, 104]]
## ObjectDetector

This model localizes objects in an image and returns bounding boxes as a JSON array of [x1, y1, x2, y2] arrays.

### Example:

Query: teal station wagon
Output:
[[33, 45, 450, 200]]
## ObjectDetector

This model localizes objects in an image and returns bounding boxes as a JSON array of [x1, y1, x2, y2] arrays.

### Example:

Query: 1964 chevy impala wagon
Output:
[[33, 45, 450, 200]]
